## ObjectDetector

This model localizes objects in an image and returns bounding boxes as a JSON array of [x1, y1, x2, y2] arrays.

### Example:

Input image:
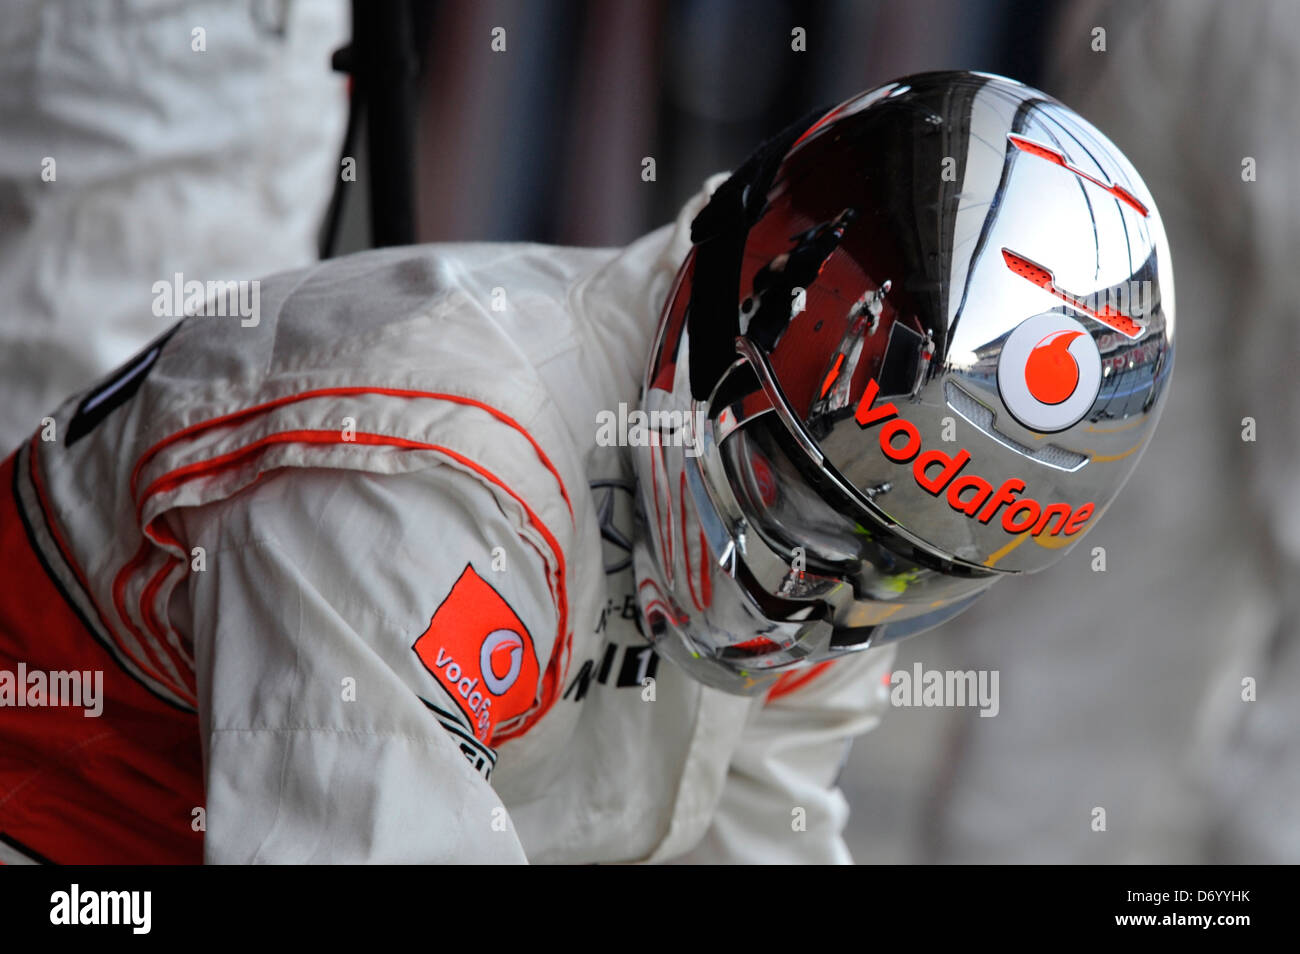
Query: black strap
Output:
[[321, 1, 423, 256], [685, 104, 831, 401]]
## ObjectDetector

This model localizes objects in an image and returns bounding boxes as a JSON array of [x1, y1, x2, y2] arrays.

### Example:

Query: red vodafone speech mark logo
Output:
[[998, 313, 1101, 433], [1024, 330, 1084, 405], [414, 564, 540, 744], [481, 629, 525, 695]]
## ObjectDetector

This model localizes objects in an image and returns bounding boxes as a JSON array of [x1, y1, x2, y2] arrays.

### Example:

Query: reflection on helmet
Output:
[[632, 71, 1175, 695]]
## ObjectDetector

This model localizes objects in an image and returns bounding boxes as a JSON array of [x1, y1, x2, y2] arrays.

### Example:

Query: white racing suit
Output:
[[0, 178, 895, 865]]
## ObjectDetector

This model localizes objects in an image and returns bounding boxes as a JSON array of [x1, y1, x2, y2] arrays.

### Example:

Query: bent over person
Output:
[[0, 72, 1174, 864]]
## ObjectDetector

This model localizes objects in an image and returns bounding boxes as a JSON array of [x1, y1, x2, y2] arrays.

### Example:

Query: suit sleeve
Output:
[[167, 461, 560, 863], [670, 644, 897, 864]]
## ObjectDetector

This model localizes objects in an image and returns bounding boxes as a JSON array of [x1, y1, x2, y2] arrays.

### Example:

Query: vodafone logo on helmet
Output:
[[481, 629, 525, 695], [854, 378, 1096, 539], [997, 313, 1101, 433]]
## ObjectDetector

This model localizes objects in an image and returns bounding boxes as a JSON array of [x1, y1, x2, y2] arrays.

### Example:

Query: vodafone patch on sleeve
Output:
[[413, 564, 540, 745]]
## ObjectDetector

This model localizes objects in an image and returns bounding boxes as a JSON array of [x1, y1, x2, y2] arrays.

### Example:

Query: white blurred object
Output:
[[1047, 0, 1300, 864], [842, 0, 1300, 864], [0, 0, 349, 452]]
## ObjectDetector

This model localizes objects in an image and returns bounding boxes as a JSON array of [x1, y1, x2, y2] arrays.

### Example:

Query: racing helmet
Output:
[[631, 70, 1175, 695]]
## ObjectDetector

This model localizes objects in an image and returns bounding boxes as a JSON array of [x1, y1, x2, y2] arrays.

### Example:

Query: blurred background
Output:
[[3, 0, 1297, 862]]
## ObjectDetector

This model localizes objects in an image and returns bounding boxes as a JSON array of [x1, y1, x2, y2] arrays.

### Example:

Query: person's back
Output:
[[0, 177, 894, 864]]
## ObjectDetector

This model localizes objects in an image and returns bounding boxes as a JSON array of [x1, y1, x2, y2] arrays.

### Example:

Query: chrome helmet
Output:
[[632, 70, 1174, 694]]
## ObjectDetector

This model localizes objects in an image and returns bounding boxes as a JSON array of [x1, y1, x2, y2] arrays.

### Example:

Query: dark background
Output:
[[332, 0, 1066, 253]]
